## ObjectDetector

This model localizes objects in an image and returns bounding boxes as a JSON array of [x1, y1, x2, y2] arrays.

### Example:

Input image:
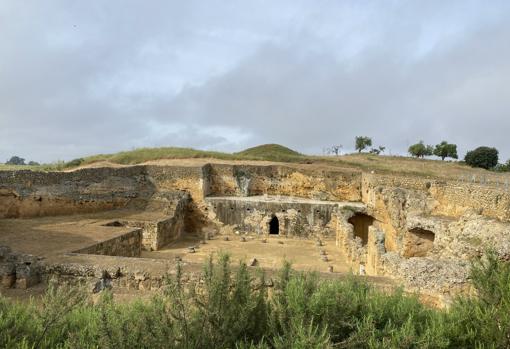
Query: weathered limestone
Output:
[[2, 162, 510, 306], [206, 195, 365, 239], [0, 246, 42, 289], [73, 228, 143, 257]]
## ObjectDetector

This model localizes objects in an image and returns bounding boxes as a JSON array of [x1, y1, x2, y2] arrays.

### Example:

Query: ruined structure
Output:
[[1, 162, 510, 306]]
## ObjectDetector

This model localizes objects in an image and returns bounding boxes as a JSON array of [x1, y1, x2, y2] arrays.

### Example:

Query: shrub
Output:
[[464, 147, 498, 169], [65, 158, 85, 168], [1, 253, 510, 348], [5, 156, 25, 165]]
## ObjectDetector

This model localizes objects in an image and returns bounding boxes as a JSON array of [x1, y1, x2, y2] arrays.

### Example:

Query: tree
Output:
[[6, 156, 25, 165], [369, 146, 386, 155], [355, 136, 372, 153], [66, 158, 84, 167], [494, 161, 510, 172], [408, 141, 433, 158], [433, 141, 458, 161], [329, 145, 343, 156], [465, 146, 499, 169]]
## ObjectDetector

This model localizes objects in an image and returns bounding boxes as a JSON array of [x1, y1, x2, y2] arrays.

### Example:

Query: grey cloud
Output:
[[1, 1, 509, 162]]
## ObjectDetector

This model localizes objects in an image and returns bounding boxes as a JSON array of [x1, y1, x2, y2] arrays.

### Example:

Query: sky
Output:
[[1, 1, 510, 163]]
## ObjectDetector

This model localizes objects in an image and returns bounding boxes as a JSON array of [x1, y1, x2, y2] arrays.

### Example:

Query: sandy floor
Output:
[[0, 212, 396, 303], [145, 234, 351, 274], [0, 210, 166, 258], [0, 210, 352, 274]]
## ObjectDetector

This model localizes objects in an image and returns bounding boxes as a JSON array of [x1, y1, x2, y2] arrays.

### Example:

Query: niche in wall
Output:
[[402, 228, 435, 258], [348, 213, 374, 246]]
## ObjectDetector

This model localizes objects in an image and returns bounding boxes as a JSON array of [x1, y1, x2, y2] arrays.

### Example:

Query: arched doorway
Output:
[[269, 216, 279, 235]]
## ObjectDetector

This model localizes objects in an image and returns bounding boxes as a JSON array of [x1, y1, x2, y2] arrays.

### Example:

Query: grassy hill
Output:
[[77, 144, 305, 165], [2, 144, 509, 182], [235, 144, 303, 162]]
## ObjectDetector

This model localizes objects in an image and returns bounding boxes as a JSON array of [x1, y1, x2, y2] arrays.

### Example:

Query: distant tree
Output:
[[28, 161, 40, 166], [66, 158, 84, 168], [408, 141, 433, 158], [330, 145, 343, 156], [465, 147, 499, 169], [6, 156, 25, 165], [494, 161, 510, 172], [433, 141, 458, 161], [355, 136, 372, 153], [369, 146, 386, 155]]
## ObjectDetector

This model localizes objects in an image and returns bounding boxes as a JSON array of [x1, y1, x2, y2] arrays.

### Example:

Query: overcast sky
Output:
[[1, 1, 509, 163]]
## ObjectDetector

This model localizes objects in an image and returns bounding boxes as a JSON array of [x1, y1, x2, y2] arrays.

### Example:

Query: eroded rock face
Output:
[[0, 246, 43, 289], [355, 173, 510, 305], [2, 163, 510, 306], [205, 196, 362, 239]]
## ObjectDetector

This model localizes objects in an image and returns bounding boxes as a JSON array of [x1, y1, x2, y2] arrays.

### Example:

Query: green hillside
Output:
[[236, 144, 303, 162]]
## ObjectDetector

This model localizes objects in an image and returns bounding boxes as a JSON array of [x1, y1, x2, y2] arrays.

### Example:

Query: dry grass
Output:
[[0, 163, 65, 172], [2, 145, 510, 182], [319, 153, 510, 181]]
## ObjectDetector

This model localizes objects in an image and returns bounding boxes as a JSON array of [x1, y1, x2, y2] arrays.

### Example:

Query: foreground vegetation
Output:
[[1, 253, 510, 348]]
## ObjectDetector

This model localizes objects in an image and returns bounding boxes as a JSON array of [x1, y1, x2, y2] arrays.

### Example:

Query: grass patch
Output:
[[2, 144, 502, 182], [235, 144, 304, 162], [76, 144, 307, 167]]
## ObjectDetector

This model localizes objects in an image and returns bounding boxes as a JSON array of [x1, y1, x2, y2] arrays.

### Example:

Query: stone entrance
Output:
[[348, 213, 374, 246], [269, 216, 279, 235]]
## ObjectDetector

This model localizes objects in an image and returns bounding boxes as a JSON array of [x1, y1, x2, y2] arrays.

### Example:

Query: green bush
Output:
[[1, 253, 510, 348], [65, 158, 85, 168], [465, 146, 499, 169]]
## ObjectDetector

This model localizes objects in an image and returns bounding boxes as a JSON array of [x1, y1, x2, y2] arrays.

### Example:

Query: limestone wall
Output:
[[0, 167, 155, 218], [362, 173, 510, 221], [0, 246, 43, 289], [73, 228, 143, 257], [206, 164, 362, 201], [206, 197, 364, 239], [146, 166, 205, 203], [137, 194, 190, 250]]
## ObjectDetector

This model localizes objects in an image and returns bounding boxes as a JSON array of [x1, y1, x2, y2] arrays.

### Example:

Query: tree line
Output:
[[4, 155, 39, 166], [326, 137, 507, 171]]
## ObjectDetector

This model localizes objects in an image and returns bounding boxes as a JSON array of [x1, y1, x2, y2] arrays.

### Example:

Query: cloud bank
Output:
[[1, 1, 509, 162]]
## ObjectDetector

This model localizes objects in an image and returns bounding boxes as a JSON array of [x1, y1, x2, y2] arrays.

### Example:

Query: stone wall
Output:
[[362, 173, 510, 221], [73, 228, 143, 257], [206, 196, 365, 239], [134, 193, 190, 251], [0, 167, 155, 218], [205, 164, 362, 201], [0, 246, 43, 289]]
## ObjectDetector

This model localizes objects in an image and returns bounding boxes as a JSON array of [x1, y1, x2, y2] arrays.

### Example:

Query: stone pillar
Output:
[[0, 263, 16, 288], [366, 227, 386, 275]]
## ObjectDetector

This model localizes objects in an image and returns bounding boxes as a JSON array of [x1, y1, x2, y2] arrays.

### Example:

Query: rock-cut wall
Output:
[[203, 164, 362, 201], [0, 167, 155, 218]]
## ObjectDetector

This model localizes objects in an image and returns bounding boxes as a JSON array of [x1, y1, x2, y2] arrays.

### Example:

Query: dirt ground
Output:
[[0, 211, 395, 303], [0, 210, 351, 274], [0, 210, 165, 259], [145, 234, 352, 274]]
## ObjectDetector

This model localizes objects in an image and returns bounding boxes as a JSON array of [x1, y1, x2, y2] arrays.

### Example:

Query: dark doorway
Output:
[[348, 213, 374, 246], [269, 216, 279, 235]]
